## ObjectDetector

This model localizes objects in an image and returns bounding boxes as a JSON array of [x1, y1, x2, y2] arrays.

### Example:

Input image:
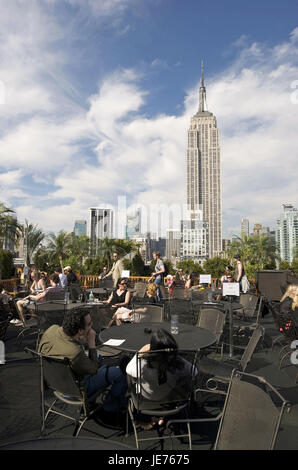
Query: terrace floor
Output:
[[1, 300, 298, 453]]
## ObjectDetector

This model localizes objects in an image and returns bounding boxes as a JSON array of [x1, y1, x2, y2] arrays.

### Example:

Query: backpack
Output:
[[163, 262, 169, 277]]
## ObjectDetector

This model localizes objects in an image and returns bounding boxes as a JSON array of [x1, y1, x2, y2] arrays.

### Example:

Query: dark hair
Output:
[[146, 329, 183, 385], [49, 273, 60, 285], [234, 254, 241, 260], [55, 267, 62, 273], [117, 277, 128, 287], [62, 308, 90, 337]]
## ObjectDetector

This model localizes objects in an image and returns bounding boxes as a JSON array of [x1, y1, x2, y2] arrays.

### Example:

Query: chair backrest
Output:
[[35, 302, 65, 331], [196, 308, 226, 343], [69, 283, 83, 300], [44, 287, 65, 301], [239, 293, 259, 317], [41, 353, 82, 399], [215, 370, 289, 450], [171, 288, 191, 301], [130, 349, 198, 412], [101, 279, 114, 290], [239, 325, 264, 371], [0, 317, 11, 341], [140, 304, 164, 323], [134, 283, 147, 298]]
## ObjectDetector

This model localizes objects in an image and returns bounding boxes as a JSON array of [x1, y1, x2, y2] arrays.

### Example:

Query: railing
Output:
[[77, 274, 233, 289], [0, 278, 21, 292], [1, 274, 256, 292]]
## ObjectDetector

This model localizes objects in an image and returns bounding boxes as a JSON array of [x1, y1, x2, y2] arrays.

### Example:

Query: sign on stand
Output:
[[222, 282, 240, 297]]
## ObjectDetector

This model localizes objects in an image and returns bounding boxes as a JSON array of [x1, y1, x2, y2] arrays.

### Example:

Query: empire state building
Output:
[[186, 62, 222, 258]]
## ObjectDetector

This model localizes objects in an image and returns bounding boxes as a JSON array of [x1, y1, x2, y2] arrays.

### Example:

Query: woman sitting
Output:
[[143, 283, 158, 304], [16, 273, 62, 326], [107, 282, 160, 327], [126, 328, 198, 429], [220, 266, 234, 285], [29, 270, 46, 294], [280, 284, 298, 324]]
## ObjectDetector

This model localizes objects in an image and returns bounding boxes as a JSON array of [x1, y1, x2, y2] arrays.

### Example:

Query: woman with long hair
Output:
[[280, 284, 298, 323], [126, 328, 197, 428]]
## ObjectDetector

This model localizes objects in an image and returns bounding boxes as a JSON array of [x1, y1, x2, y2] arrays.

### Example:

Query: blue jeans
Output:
[[154, 275, 163, 302], [83, 366, 127, 412]]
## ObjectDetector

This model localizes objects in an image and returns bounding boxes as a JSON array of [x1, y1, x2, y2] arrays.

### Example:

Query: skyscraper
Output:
[[89, 208, 113, 256], [241, 218, 249, 237], [186, 61, 222, 258], [276, 204, 298, 263]]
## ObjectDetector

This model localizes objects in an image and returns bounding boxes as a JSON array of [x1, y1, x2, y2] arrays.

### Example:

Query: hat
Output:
[[64, 266, 71, 271]]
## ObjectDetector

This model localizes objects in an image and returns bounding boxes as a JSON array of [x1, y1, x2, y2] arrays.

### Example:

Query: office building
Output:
[[74, 220, 87, 237], [186, 61, 222, 258], [166, 229, 181, 261], [180, 218, 208, 264]]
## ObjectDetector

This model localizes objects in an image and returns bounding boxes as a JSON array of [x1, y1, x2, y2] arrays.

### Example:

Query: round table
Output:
[[99, 321, 216, 352]]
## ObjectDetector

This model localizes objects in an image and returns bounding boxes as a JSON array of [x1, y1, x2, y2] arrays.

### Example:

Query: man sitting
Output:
[[38, 308, 128, 426]]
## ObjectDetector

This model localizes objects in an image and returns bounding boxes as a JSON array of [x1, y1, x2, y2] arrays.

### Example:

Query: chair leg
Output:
[[128, 400, 140, 449], [279, 350, 292, 369]]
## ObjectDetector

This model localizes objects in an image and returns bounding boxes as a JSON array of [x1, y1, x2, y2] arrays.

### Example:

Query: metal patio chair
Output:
[[167, 369, 290, 450], [198, 325, 265, 393], [127, 348, 198, 450], [25, 348, 107, 437]]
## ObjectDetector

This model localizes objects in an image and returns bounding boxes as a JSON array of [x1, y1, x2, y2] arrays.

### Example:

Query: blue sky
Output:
[[0, 0, 298, 241]]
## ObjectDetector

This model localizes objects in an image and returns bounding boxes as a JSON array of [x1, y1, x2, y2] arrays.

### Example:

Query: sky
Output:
[[0, 0, 298, 241]]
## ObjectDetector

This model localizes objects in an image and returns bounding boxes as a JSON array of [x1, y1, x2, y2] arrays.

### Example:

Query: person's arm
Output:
[[30, 290, 46, 301], [112, 290, 131, 308], [71, 329, 99, 376], [236, 262, 242, 282], [103, 264, 114, 280], [103, 291, 114, 304], [126, 344, 150, 377], [29, 281, 36, 294]]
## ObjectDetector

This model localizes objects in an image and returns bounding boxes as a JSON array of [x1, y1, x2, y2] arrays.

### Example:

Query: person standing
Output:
[[103, 253, 124, 288], [64, 266, 78, 285], [149, 251, 165, 303], [234, 254, 244, 292], [55, 267, 68, 289]]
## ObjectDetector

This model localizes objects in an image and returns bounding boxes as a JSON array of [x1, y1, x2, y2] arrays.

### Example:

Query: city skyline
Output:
[[0, 1, 297, 240]]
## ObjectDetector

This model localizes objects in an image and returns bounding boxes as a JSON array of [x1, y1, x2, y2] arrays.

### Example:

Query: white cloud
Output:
[[0, 3, 297, 242]]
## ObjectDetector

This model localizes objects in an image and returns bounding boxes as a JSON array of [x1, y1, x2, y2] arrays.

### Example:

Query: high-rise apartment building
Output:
[[125, 208, 141, 240], [74, 220, 87, 237], [186, 61, 222, 258], [241, 218, 249, 237], [89, 208, 113, 256], [276, 204, 298, 263], [166, 229, 181, 261]]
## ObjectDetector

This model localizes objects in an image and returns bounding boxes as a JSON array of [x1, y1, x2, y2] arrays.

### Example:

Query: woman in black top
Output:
[[104, 278, 132, 308]]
